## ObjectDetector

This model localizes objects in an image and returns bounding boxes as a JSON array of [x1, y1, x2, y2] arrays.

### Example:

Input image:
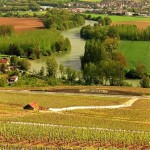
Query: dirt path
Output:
[[48, 97, 139, 112]]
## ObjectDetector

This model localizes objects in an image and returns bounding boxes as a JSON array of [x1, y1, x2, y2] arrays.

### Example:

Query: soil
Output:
[[112, 21, 150, 29], [0, 138, 149, 149], [0, 17, 44, 31]]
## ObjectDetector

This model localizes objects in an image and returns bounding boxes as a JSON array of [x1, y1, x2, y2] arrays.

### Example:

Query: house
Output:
[[0, 58, 9, 65], [9, 75, 18, 82], [23, 102, 39, 111]]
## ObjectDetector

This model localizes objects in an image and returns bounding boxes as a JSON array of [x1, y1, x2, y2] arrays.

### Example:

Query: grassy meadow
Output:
[[119, 41, 150, 72], [86, 14, 150, 22]]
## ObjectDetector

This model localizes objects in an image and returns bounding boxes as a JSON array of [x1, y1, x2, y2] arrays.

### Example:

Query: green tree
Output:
[[83, 62, 98, 85], [66, 66, 77, 83], [46, 57, 58, 78], [59, 64, 65, 79], [39, 66, 45, 76], [104, 17, 112, 25], [18, 59, 31, 71], [103, 37, 119, 55], [0, 63, 7, 73], [136, 63, 146, 78], [140, 76, 149, 88]]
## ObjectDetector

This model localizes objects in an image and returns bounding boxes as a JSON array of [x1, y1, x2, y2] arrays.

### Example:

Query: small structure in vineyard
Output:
[[9, 75, 18, 83], [23, 102, 39, 111]]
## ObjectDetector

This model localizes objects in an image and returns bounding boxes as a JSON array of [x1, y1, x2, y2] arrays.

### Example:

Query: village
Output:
[[64, 0, 150, 16]]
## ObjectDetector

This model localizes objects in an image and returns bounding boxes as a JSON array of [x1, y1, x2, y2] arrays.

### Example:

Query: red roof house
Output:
[[0, 58, 9, 64], [23, 102, 39, 111], [9, 75, 18, 82]]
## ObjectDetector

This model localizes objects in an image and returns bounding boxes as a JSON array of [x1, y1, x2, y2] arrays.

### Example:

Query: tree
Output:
[[140, 76, 149, 88], [103, 37, 119, 55], [33, 46, 41, 59], [83, 62, 98, 84], [66, 66, 77, 83], [0, 63, 7, 73], [8, 44, 20, 56], [18, 59, 31, 71], [46, 57, 58, 78], [104, 17, 112, 25], [136, 63, 146, 78], [39, 66, 45, 76], [10, 56, 18, 66], [59, 64, 65, 79], [97, 16, 105, 26]]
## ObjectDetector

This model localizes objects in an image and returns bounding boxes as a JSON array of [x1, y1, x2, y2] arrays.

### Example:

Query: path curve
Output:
[[48, 97, 139, 112]]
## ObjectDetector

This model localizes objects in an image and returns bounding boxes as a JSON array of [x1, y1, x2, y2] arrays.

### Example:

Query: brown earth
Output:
[[113, 21, 150, 29], [0, 139, 149, 149], [0, 17, 44, 31]]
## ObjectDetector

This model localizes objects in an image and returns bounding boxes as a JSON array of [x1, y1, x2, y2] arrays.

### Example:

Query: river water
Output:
[[29, 20, 95, 72]]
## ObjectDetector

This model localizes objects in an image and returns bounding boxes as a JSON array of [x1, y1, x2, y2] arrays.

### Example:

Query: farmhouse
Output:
[[0, 58, 9, 65], [23, 102, 39, 111], [9, 75, 18, 83]]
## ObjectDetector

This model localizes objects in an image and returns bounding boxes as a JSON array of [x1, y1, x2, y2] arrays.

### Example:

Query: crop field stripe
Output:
[[3, 121, 150, 134]]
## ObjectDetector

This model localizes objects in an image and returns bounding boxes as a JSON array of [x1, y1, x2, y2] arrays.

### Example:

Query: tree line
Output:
[[42, 8, 85, 30], [80, 23, 150, 41], [0, 28, 71, 59]]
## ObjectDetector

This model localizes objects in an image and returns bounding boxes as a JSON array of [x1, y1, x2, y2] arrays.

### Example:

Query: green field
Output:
[[119, 41, 150, 72], [85, 13, 150, 22]]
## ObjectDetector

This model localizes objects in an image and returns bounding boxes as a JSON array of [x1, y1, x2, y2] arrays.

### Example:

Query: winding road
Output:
[[48, 97, 139, 112], [0, 89, 146, 112]]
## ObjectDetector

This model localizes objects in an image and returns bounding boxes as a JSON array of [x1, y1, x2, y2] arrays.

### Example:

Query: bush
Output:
[[0, 77, 7, 87], [140, 76, 150, 88]]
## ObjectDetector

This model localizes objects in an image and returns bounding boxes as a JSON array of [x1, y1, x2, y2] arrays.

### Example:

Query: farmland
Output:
[[87, 14, 150, 22], [0, 11, 150, 148], [86, 14, 150, 29], [0, 17, 44, 31], [0, 88, 150, 131], [0, 88, 150, 148], [119, 41, 150, 72]]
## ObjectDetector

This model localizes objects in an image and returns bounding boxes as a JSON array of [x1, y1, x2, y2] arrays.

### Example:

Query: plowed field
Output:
[[0, 17, 44, 31], [113, 21, 150, 29]]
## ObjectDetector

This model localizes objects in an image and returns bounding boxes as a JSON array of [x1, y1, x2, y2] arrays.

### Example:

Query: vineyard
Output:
[[0, 89, 150, 149], [0, 122, 150, 149]]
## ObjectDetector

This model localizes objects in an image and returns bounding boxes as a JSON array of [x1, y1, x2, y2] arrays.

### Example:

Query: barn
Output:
[[23, 102, 39, 111]]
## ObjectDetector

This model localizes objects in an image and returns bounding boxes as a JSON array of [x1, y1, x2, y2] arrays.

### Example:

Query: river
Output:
[[29, 20, 95, 72], [29, 21, 139, 87]]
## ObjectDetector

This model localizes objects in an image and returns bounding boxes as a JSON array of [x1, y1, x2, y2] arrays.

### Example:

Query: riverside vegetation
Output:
[[80, 15, 150, 87], [0, 14, 150, 88]]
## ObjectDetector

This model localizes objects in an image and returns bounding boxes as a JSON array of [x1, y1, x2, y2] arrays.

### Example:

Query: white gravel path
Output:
[[48, 97, 139, 112]]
